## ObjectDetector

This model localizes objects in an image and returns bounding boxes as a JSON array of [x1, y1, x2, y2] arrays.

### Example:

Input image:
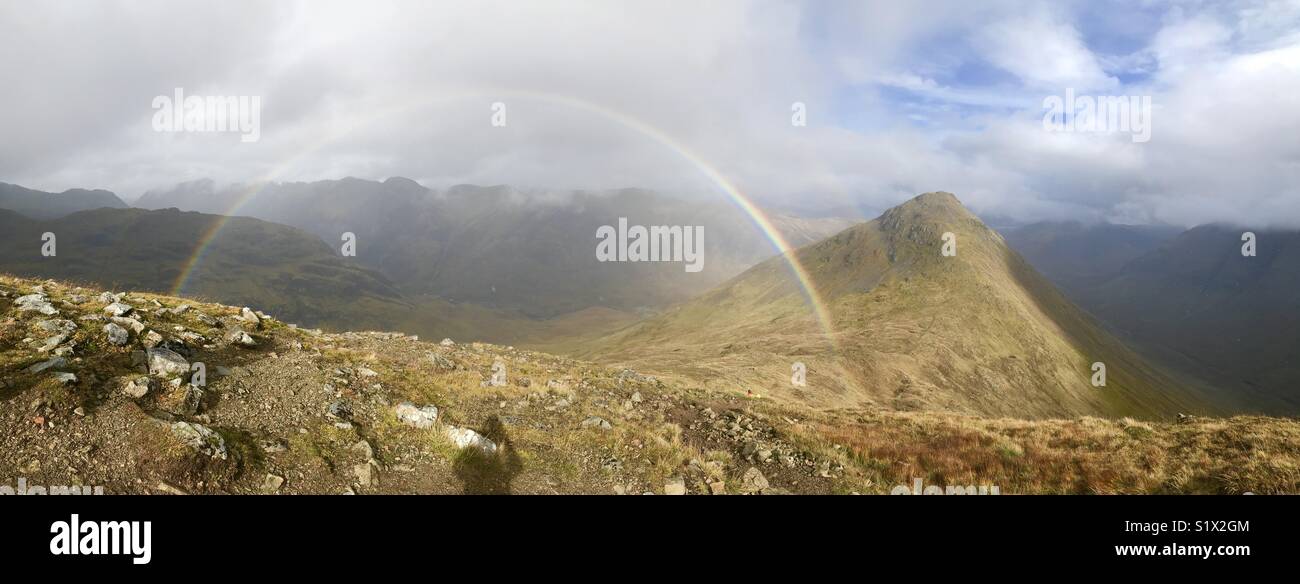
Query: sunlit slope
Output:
[[584, 192, 1222, 419]]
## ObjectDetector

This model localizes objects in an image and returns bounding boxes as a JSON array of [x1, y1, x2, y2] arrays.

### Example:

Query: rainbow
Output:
[[169, 90, 838, 342]]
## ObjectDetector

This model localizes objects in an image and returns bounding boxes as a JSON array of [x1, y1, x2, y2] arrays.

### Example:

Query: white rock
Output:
[[147, 347, 189, 376], [103, 302, 133, 317], [394, 402, 438, 429], [444, 426, 497, 453]]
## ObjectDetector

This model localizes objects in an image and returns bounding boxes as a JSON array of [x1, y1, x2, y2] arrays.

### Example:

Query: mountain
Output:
[[3, 273, 1296, 494], [137, 178, 857, 318], [1072, 225, 1300, 413], [1001, 221, 1182, 296], [0, 207, 406, 331], [0, 182, 128, 219], [582, 192, 1224, 419]]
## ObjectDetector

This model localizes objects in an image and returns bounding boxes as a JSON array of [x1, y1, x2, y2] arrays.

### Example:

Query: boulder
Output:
[[444, 426, 497, 453], [103, 302, 133, 317], [146, 347, 189, 377], [103, 323, 130, 346]]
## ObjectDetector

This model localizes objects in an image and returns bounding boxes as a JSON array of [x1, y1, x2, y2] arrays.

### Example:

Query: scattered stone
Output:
[[394, 402, 438, 428], [35, 319, 76, 334], [581, 416, 612, 430], [350, 440, 374, 459], [147, 347, 189, 376], [739, 467, 769, 494], [103, 302, 133, 317], [111, 316, 145, 334], [142, 330, 164, 348], [262, 474, 285, 493], [229, 330, 257, 348], [240, 307, 261, 328], [327, 400, 353, 421], [15, 294, 58, 315], [52, 372, 77, 385], [103, 323, 130, 346], [36, 333, 69, 352], [27, 356, 67, 374], [429, 353, 456, 370], [709, 481, 727, 495], [121, 376, 157, 399], [444, 426, 497, 453], [664, 477, 687, 495], [170, 422, 227, 459], [440, 338, 454, 346]]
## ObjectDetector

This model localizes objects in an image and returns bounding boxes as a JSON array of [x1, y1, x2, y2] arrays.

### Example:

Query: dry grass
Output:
[[780, 409, 1300, 494]]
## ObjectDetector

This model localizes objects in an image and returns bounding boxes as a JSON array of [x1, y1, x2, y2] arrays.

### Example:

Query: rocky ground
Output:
[[0, 275, 839, 495], [3, 273, 1298, 495]]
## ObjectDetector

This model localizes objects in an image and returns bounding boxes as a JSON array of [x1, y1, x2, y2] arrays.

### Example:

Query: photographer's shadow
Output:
[[452, 416, 523, 495]]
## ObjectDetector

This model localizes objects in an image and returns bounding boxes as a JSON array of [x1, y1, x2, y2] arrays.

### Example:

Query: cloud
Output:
[[1, 0, 1298, 228]]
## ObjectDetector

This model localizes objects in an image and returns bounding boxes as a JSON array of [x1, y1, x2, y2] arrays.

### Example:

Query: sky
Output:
[[1, 0, 1298, 227]]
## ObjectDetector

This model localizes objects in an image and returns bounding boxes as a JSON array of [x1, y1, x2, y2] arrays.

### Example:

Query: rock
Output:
[[15, 294, 58, 315], [739, 467, 769, 494], [229, 330, 257, 348], [440, 338, 455, 346], [709, 481, 727, 495], [36, 333, 69, 352], [429, 353, 455, 370], [195, 313, 218, 327], [141, 330, 164, 348], [183, 385, 204, 415], [350, 440, 374, 460], [444, 426, 497, 453], [357, 367, 378, 377], [74, 406, 86, 417], [240, 307, 261, 328], [327, 400, 353, 421], [103, 323, 130, 346], [35, 319, 76, 334], [631, 391, 643, 403], [664, 477, 687, 495], [121, 376, 157, 399], [110, 316, 146, 334], [103, 302, 133, 317], [353, 463, 373, 488], [27, 356, 66, 374], [170, 422, 227, 459], [581, 416, 612, 430], [394, 402, 438, 428], [262, 474, 284, 493], [147, 347, 189, 376], [52, 372, 77, 385], [170, 304, 191, 315]]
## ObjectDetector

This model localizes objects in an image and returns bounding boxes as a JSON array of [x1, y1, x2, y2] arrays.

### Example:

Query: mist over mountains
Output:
[[136, 177, 856, 318]]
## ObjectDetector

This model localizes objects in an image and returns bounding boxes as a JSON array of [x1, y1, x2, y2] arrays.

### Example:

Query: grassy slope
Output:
[[581, 193, 1225, 420]]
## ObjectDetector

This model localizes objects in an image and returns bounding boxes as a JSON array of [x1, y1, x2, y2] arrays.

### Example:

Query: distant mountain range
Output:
[[1003, 221, 1300, 414], [0, 182, 127, 219], [0, 207, 405, 331], [137, 178, 856, 318]]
